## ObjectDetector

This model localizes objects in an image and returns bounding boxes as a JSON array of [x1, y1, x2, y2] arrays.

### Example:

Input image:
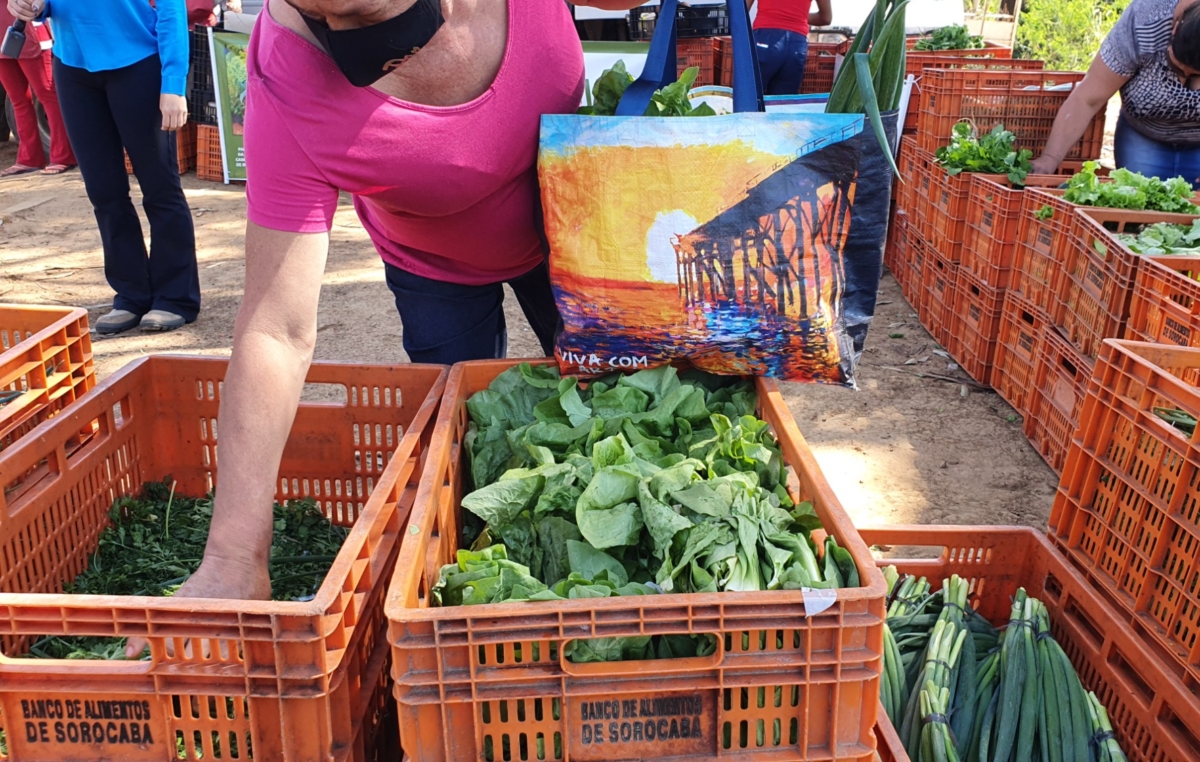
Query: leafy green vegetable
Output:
[[577, 63, 715, 117], [913, 24, 985, 51], [935, 122, 1032, 185], [1064, 161, 1200, 213], [20, 480, 348, 660], [1035, 205, 1055, 221], [578, 60, 634, 116], [644, 67, 718, 117], [1116, 219, 1200, 255], [443, 364, 853, 664]]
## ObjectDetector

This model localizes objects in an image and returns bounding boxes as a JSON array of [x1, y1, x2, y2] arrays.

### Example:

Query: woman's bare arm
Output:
[[1029, 53, 1128, 174], [125, 223, 329, 656]]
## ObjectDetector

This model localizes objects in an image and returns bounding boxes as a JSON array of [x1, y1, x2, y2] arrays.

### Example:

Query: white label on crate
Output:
[[801, 587, 838, 617]]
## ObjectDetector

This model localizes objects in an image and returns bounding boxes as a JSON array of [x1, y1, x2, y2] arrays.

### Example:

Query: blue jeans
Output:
[[1114, 114, 1200, 189], [383, 261, 561, 364], [753, 28, 809, 96]]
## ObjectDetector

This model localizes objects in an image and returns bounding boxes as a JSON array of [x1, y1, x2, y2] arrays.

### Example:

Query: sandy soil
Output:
[[0, 137, 1059, 532]]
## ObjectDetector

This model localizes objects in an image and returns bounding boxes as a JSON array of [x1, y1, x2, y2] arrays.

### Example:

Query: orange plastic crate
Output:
[[1027, 326, 1093, 474], [386, 360, 888, 762], [906, 164, 936, 253], [1011, 187, 1075, 316], [196, 123, 223, 182], [885, 210, 910, 291], [918, 247, 959, 353], [904, 38, 1012, 56], [860, 525, 1200, 762], [903, 57, 1044, 131], [903, 233, 929, 310], [962, 172, 1086, 290], [924, 167, 972, 262], [917, 69, 1102, 162], [676, 37, 717, 86], [1128, 255, 1200, 348], [895, 138, 932, 239], [1059, 208, 1200, 360], [951, 269, 1003, 386], [1051, 340, 1200, 690], [993, 292, 1047, 416], [0, 356, 446, 762], [799, 41, 849, 94], [124, 122, 197, 176], [0, 305, 94, 453]]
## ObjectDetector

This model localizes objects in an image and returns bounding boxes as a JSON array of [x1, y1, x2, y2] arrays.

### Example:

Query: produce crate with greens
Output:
[[916, 69, 1099, 161], [387, 360, 888, 762], [1128, 253, 1200, 347], [1057, 207, 1200, 359], [17, 481, 349, 661], [866, 525, 1199, 762], [436, 363, 857, 659], [928, 122, 1033, 259], [1062, 162, 1200, 214], [0, 355, 446, 762], [911, 25, 985, 52]]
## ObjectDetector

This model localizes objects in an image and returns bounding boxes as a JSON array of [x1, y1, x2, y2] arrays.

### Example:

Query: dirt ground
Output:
[[0, 136, 1059, 532]]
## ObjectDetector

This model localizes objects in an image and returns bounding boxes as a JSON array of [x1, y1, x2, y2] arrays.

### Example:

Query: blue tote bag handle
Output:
[[616, 0, 765, 116]]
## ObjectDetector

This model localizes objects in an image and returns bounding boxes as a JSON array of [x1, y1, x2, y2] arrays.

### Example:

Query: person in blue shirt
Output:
[[8, 0, 200, 334]]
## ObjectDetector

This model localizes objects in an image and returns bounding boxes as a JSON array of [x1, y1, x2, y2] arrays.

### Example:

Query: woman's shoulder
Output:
[[1123, 0, 1178, 29]]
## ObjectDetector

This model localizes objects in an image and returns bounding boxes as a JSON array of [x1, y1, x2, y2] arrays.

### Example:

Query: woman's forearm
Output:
[[1037, 88, 1105, 167], [198, 224, 328, 572], [199, 326, 315, 568]]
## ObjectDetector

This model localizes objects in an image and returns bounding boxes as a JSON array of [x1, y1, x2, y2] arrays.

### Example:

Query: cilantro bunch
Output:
[[1064, 161, 1199, 213], [913, 25, 985, 51], [578, 61, 716, 117], [935, 122, 1033, 185], [22, 481, 349, 660]]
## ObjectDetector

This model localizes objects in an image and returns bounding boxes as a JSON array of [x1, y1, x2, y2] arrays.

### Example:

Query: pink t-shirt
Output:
[[244, 0, 585, 285]]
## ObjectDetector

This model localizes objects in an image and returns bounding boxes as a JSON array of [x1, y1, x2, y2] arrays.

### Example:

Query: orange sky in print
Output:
[[540, 142, 789, 283]]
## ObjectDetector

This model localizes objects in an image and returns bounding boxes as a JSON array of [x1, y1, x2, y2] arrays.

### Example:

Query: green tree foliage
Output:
[[1015, 0, 1132, 72]]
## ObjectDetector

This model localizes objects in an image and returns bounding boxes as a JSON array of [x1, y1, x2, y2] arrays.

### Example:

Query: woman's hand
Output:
[[160, 93, 188, 131], [1029, 155, 1062, 175], [7, 0, 43, 22]]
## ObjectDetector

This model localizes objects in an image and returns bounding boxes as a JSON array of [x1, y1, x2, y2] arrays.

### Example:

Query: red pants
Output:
[[0, 51, 75, 168]]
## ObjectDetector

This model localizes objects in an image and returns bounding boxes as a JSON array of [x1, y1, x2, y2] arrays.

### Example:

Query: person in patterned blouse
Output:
[[1030, 0, 1200, 186]]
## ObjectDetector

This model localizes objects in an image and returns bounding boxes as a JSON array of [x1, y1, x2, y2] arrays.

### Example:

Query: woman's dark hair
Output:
[[1174, 3, 1200, 70]]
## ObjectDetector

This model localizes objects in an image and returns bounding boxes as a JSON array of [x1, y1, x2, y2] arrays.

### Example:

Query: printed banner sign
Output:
[[209, 29, 250, 183]]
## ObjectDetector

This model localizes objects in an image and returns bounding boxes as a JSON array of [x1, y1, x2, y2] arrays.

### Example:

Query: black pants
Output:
[[384, 261, 561, 364], [53, 54, 200, 321]]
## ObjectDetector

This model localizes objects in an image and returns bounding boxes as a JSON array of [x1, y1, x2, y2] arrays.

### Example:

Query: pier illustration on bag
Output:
[[539, 113, 865, 384]]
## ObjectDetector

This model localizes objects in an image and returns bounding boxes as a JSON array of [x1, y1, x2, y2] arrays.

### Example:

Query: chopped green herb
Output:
[[17, 480, 349, 660]]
